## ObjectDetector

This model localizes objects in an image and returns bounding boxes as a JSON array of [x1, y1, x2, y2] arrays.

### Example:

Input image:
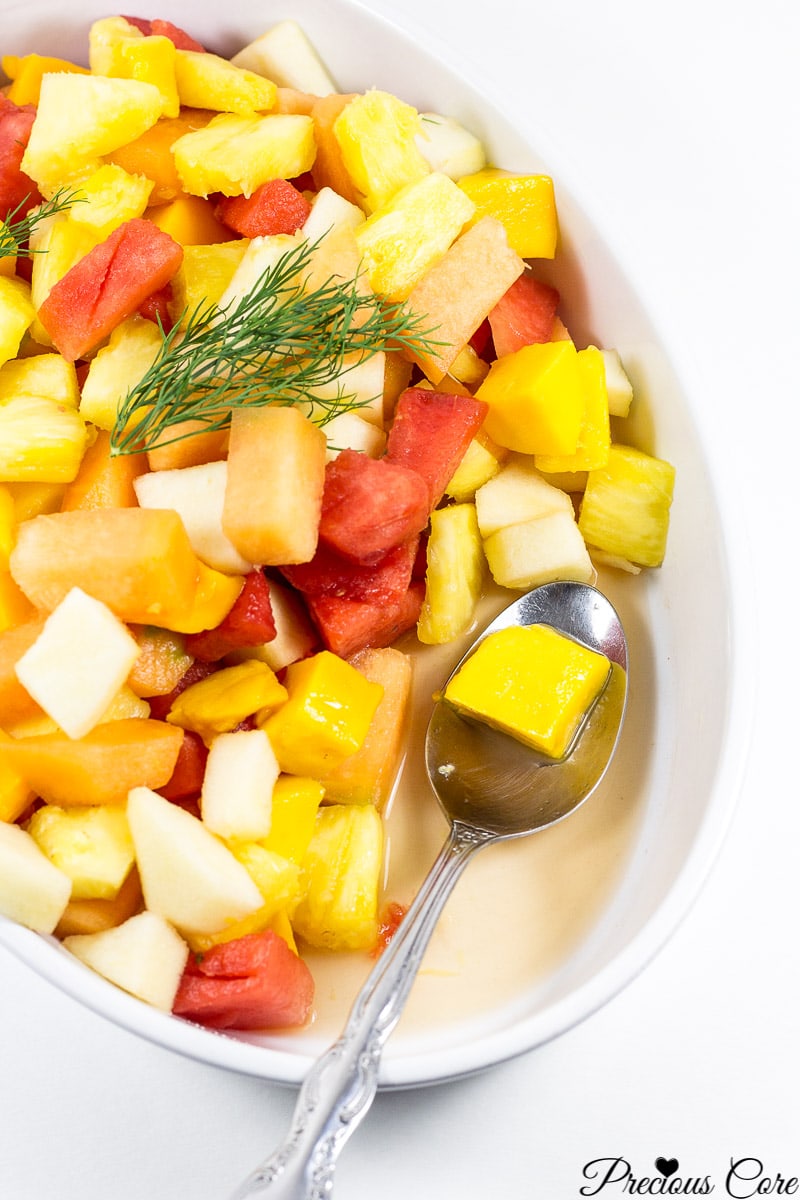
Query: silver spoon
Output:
[[230, 580, 628, 1200]]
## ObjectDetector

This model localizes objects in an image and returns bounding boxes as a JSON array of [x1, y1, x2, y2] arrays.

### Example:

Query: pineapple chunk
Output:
[[578, 443, 675, 568], [27, 804, 135, 899], [231, 21, 337, 95], [333, 89, 431, 213], [0, 277, 35, 368], [172, 112, 315, 198], [21, 74, 163, 196], [474, 454, 573, 538], [228, 843, 300, 914], [118, 35, 180, 119], [201, 728, 280, 842], [168, 241, 250, 326], [0, 396, 88, 484], [70, 164, 154, 241], [418, 503, 485, 645], [292, 804, 383, 951], [445, 431, 507, 501], [15, 586, 141, 740], [601, 349, 635, 418], [483, 508, 594, 591], [28, 213, 96, 346], [79, 316, 162, 431], [0, 819, 71, 933], [0, 354, 80, 409], [64, 910, 189, 1011], [88, 16, 144, 75], [415, 112, 487, 180], [174, 50, 276, 114], [355, 171, 475, 302]]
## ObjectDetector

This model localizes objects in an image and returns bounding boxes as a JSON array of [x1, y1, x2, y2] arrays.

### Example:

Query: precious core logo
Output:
[[579, 1156, 799, 1196]]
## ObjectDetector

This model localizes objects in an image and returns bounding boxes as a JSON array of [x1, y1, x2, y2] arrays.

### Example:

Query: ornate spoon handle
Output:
[[230, 821, 492, 1199]]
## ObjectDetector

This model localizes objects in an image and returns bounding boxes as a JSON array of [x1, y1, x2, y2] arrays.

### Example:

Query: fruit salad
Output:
[[0, 14, 676, 1033]]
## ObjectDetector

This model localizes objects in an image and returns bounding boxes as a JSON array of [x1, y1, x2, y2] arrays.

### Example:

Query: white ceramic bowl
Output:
[[0, 0, 753, 1088]]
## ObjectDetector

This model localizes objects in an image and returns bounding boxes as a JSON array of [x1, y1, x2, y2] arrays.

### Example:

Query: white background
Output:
[[1, 1, 799, 1197]]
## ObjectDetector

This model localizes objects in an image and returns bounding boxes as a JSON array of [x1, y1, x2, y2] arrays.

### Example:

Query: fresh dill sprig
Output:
[[111, 235, 444, 456], [0, 188, 83, 261]]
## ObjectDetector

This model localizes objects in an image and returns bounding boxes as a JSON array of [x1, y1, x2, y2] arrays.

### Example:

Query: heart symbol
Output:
[[655, 1158, 679, 1178]]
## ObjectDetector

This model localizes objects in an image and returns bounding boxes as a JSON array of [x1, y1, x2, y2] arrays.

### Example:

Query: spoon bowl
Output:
[[231, 580, 627, 1199]]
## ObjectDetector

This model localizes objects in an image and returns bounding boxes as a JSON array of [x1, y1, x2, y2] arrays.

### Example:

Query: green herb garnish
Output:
[[0, 188, 82, 261], [111, 235, 443, 456]]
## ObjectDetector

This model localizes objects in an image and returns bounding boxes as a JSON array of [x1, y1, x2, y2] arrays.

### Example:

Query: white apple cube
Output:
[[475, 455, 574, 538], [134, 460, 253, 575], [483, 509, 594, 590], [302, 186, 365, 243], [415, 112, 487, 180], [0, 820, 71, 933], [300, 350, 385, 429], [322, 411, 386, 462], [201, 728, 279, 842], [600, 349, 634, 418], [127, 786, 264, 937], [218, 232, 301, 310], [14, 587, 141, 740], [231, 20, 337, 95], [64, 911, 189, 1011], [228, 578, 317, 672]]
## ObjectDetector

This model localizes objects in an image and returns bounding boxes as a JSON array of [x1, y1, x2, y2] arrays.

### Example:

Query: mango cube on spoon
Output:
[[443, 623, 611, 760]]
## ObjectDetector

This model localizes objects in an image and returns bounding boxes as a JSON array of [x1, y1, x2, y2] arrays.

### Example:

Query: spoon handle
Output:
[[229, 821, 492, 1200]]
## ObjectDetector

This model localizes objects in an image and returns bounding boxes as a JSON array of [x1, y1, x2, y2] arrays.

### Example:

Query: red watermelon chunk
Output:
[[122, 16, 206, 50], [37, 217, 184, 361], [318, 449, 429, 565], [385, 388, 488, 510], [157, 730, 208, 801], [306, 581, 424, 660], [0, 96, 42, 220], [173, 930, 314, 1030], [488, 272, 560, 357], [280, 536, 418, 606], [216, 179, 312, 238], [184, 570, 276, 662]]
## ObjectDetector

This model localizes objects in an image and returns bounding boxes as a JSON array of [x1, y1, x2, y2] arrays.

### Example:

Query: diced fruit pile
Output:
[[0, 14, 675, 1033]]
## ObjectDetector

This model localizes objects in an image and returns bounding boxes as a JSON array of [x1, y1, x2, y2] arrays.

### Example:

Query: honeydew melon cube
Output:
[[227, 578, 317, 672], [14, 587, 141, 739], [79, 316, 162, 432], [21, 74, 163, 197], [299, 350, 385, 430], [27, 804, 135, 900], [172, 112, 316, 198], [126, 785, 264, 937], [0, 354, 80, 409], [201, 728, 279, 842], [474, 454, 573, 538], [64, 910, 189, 1011], [601, 348, 635, 418], [134, 460, 253, 576], [302, 186, 365, 243], [483, 509, 594, 591], [0, 819, 71, 933], [321, 412, 386, 462], [415, 112, 487, 180], [355, 172, 475, 302], [231, 21, 337, 96]]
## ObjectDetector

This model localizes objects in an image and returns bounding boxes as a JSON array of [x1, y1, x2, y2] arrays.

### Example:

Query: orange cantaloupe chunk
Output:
[[0, 618, 47, 727], [9, 506, 200, 625], [105, 108, 216, 205], [145, 420, 229, 471], [223, 406, 326, 565], [54, 866, 144, 938], [60, 430, 149, 511], [0, 718, 184, 806], [310, 93, 363, 207]]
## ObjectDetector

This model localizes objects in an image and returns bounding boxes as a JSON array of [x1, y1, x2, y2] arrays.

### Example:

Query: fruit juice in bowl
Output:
[[0, 0, 747, 1088]]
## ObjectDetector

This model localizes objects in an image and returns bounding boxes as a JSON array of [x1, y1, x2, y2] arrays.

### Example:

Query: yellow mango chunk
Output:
[[444, 623, 610, 759], [536, 346, 611, 475], [259, 775, 324, 864], [333, 89, 430, 213], [173, 112, 315, 198], [166, 659, 287, 740], [354, 171, 475, 302], [292, 804, 383, 951], [476, 340, 585, 456], [260, 651, 384, 778], [458, 168, 558, 259], [147, 193, 232, 246], [3, 53, 89, 106], [118, 35, 180, 119]]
